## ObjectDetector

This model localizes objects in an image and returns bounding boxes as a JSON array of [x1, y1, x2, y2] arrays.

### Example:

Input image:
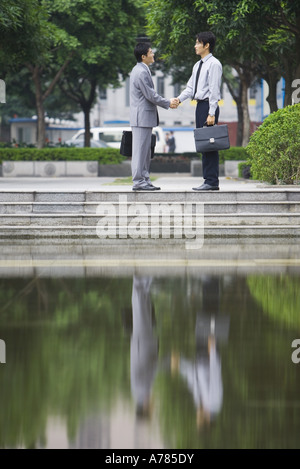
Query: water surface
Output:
[[0, 241, 300, 449]]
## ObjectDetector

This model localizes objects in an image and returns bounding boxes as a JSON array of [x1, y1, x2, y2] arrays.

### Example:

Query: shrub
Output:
[[246, 104, 300, 185], [0, 147, 125, 165], [219, 146, 248, 163]]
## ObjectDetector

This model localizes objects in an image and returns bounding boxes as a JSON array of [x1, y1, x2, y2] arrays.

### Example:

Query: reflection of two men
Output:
[[130, 275, 158, 420]]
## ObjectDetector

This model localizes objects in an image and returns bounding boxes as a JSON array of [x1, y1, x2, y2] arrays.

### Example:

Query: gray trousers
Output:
[[131, 126, 152, 188]]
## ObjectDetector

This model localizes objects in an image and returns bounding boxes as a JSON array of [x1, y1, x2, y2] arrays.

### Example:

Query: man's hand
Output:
[[170, 98, 180, 109], [206, 114, 215, 126]]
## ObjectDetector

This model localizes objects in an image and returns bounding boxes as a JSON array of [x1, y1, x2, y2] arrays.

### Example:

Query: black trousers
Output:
[[195, 100, 220, 187]]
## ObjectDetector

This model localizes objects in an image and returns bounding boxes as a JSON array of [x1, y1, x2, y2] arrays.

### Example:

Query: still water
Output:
[[0, 241, 300, 449]]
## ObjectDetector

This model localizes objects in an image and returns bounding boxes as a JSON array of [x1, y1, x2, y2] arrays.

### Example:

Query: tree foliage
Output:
[[0, 0, 145, 147], [52, 0, 144, 146], [145, 0, 300, 145]]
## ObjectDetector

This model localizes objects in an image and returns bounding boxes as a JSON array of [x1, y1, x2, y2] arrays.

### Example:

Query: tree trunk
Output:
[[264, 70, 279, 113], [283, 55, 294, 107], [240, 77, 251, 147], [236, 102, 244, 147], [83, 106, 91, 147], [223, 75, 243, 146], [31, 66, 46, 148], [83, 79, 97, 147], [26, 55, 74, 148]]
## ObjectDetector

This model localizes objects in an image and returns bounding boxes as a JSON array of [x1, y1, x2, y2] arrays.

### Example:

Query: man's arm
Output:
[[208, 62, 222, 116], [177, 62, 198, 103], [138, 71, 179, 109], [138, 71, 170, 109]]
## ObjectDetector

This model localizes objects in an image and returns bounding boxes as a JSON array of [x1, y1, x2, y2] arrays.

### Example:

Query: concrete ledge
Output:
[[66, 161, 98, 177], [98, 160, 131, 177], [1, 159, 243, 178], [191, 160, 225, 177], [2, 161, 98, 177], [224, 160, 244, 178]]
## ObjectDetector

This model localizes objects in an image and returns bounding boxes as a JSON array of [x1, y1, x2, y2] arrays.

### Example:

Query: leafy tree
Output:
[[0, 0, 27, 68], [0, 0, 78, 147], [0, 68, 80, 126], [145, 0, 299, 146], [51, 0, 144, 146], [194, 0, 279, 145], [196, 0, 300, 108], [1, 0, 144, 148], [145, 0, 255, 145]]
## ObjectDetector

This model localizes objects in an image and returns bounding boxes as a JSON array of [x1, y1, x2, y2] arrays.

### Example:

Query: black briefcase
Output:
[[120, 131, 156, 158], [194, 124, 230, 153], [120, 131, 132, 157]]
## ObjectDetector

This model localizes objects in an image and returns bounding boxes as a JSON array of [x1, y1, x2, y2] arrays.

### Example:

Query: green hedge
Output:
[[246, 104, 300, 184], [219, 146, 248, 163], [0, 146, 247, 166], [0, 147, 126, 164]]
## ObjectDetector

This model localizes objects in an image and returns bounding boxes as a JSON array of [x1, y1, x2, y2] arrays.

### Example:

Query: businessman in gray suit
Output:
[[130, 43, 179, 191]]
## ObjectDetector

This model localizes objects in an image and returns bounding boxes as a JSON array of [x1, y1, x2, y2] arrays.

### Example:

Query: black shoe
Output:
[[132, 184, 156, 191], [146, 181, 161, 190], [192, 183, 219, 191]]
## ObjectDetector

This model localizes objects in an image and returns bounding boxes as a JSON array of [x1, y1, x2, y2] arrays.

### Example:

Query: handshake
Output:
[[170, 97, 180, 109]]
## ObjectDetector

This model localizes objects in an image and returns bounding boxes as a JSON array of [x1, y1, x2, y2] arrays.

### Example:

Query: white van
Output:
[[67, 126, 165, 153]]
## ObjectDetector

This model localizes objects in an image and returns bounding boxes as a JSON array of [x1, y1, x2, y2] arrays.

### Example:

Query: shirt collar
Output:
[[140, 62, 152, 77], [141, 62, 150, 70], [201, 53, 212, 63]]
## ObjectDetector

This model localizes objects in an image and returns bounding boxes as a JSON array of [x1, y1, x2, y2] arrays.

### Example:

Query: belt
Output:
[[197, 98, 209, 102]]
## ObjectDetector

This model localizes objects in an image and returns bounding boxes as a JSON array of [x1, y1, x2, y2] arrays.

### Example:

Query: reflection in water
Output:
[[0, 266, 300, 449], [131, 276, 158, 419], [171, 276, 229, 429]]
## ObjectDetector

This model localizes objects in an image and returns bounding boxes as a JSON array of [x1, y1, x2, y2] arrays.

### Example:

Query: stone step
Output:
[[0, 225, 299, 240], [1, 190, 300, 203], [0, 195, 300, 215], [0, 212, 300, 225], [0, 201, 300, 214], [0, 189, 300, 238]]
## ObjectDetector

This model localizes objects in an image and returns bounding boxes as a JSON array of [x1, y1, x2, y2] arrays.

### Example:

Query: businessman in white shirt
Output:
[[177, 31, 222, 191]]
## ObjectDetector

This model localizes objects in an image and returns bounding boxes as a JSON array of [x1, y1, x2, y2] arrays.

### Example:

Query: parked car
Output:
[[68, 126, 165, 153], [65, 138, 109, 148]]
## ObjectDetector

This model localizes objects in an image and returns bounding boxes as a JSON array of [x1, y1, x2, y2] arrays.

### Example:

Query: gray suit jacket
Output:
[[130, 62, 170, 128]]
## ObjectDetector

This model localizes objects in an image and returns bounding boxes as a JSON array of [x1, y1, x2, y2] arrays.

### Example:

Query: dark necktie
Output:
[[192, 60, 203, 100]]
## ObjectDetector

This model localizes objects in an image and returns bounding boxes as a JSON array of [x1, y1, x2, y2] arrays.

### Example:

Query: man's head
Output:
[[195, 31, 216, 56], [134, 42, 155, 65]]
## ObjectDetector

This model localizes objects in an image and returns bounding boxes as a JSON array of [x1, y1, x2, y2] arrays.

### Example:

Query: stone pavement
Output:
[[0, 173, 299, 241], [0, 174, 273, 192]]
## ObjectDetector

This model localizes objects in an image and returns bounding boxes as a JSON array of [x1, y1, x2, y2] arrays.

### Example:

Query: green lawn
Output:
[[104, 176, 157, 185]]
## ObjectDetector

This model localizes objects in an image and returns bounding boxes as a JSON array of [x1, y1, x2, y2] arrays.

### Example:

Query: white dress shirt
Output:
[[178, 53, 222, 115]]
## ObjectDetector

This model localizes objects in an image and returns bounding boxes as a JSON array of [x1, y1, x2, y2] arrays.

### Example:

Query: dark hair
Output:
[[196, 31, 216, 53], [134, 42, 151, 62]]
